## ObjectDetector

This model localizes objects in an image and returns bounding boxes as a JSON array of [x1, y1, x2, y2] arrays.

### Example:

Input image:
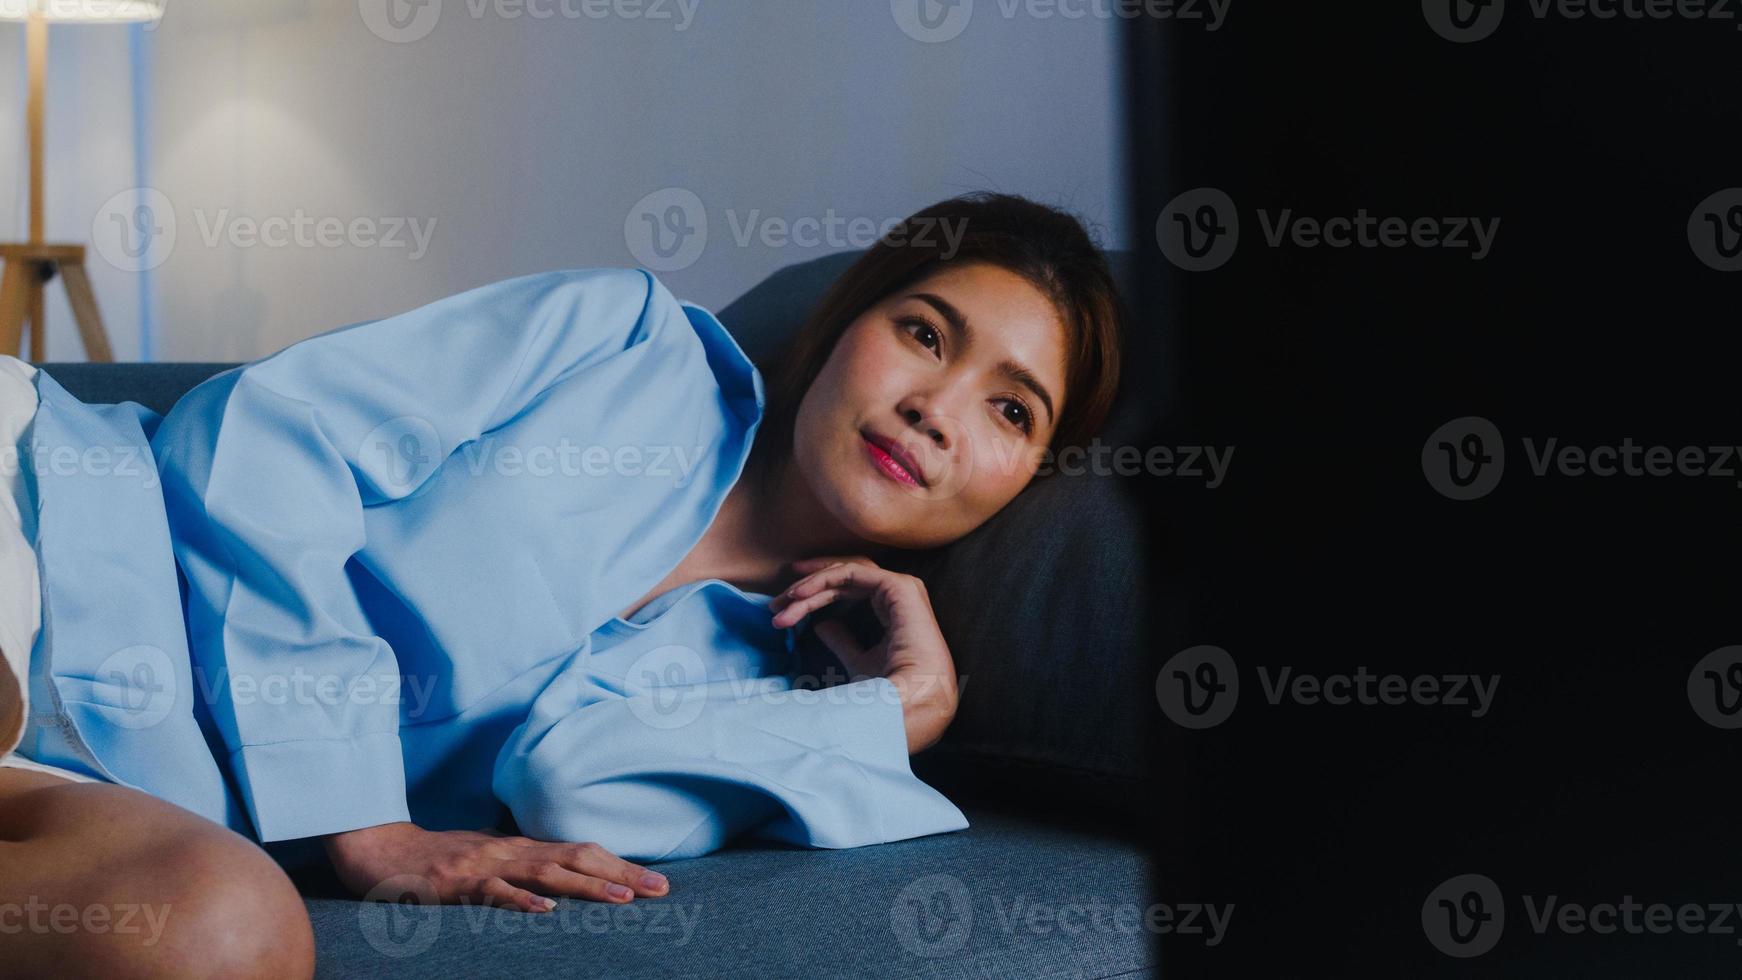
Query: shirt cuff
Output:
[[232, 731, 412, 842], [756, 676, 970, 849]]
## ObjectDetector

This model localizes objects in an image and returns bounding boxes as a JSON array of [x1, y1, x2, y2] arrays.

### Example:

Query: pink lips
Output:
[[862, 431, 926, 488]]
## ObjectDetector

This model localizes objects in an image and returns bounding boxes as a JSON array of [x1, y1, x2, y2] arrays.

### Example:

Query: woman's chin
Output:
[[826, 488, 926, 548]]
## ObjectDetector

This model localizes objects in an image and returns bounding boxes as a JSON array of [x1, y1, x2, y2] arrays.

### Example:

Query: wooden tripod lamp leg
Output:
[[26, 270, 44, 363], [3, 18, 122, 365], [59, 263, 114, 363], [57, 264, 113, 363], [0, 261, 27, 358]]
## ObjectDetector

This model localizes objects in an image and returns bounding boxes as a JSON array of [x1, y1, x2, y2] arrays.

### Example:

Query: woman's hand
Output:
[[769, 556, 960, 753], [322, 821, 670, 913]]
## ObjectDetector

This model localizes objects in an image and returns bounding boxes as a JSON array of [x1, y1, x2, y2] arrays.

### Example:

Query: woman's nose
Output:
[[901, 406, 950, 449]]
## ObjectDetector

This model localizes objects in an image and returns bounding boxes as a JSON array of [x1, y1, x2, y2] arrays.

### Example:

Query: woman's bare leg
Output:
[[0, 661, 19, 760], [0, 768, 316, 979]]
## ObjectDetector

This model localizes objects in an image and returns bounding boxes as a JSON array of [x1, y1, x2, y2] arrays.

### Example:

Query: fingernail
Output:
[[607, 883, 634, 900], [640, 871, 668, 891], [536, 897, 556, 911]]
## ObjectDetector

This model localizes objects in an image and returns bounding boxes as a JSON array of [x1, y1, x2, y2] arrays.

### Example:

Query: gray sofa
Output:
[[38, 252, 1159, 979]]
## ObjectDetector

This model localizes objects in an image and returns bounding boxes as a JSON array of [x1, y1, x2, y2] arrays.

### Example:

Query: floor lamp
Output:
[[0, 0, 164, 363]]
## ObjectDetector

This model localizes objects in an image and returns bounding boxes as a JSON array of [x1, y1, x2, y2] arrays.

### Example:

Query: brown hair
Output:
[[748, 192, 1127, 486]]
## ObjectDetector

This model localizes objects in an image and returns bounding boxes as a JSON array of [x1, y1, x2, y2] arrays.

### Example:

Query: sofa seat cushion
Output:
[[302, 804, 1153, 979]]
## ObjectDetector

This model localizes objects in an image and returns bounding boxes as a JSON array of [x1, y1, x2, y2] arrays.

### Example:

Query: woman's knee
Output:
[[0, 776, 315, 980], [85, 827, 316, 980]]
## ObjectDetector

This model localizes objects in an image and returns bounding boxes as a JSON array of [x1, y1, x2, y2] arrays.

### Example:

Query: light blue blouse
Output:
[[19, 267, 967, 861]]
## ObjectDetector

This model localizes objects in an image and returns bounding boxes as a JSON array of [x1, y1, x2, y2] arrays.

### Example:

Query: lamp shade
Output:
[[0, 0, 163, 21]]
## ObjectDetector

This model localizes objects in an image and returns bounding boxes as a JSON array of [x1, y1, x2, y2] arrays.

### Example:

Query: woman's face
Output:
[[791, 261, 1069, 550]]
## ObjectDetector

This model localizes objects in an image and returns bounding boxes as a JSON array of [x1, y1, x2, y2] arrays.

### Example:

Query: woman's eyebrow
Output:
[[908, 292, 1057, 425]]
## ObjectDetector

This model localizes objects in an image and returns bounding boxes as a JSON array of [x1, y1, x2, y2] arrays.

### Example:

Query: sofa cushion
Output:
[[35, 362, 242, 418], [297, 802, 1153, 979]]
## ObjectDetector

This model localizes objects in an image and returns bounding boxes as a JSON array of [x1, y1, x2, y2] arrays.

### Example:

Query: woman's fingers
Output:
[[771, 560, 910, 627], [555, 842, 669, 896], [475, 875, 556, 914], [466, 837, 669, 908], [503, 860, 638, 904], [510, 839, 669, 897], [773, 556, 891, 625], [789, 554, 878, 575], [771, 586, 848, 627]]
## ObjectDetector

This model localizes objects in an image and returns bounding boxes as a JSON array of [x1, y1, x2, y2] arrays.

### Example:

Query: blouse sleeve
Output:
[[152, 268, 682, 842], [492, 662, 970, 863]]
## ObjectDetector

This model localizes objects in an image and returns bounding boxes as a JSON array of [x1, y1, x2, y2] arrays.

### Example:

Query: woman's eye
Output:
[[903, 318, 942, 354], [998, 398, 1034, 435]]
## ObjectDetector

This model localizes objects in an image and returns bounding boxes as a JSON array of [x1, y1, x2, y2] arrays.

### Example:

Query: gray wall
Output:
[[6, 0, 1129, 361]]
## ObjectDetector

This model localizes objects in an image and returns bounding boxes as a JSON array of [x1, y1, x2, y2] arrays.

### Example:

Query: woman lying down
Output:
[[0, 192, 1124, 977]]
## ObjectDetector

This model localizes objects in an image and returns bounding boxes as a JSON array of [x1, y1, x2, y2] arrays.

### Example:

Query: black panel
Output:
[[1128, 4, 1742, 975]]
